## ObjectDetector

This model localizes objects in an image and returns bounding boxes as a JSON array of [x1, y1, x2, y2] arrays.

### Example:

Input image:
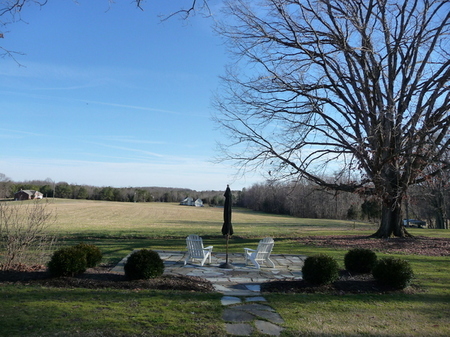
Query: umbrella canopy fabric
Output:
[[221, 185, 234, 236]]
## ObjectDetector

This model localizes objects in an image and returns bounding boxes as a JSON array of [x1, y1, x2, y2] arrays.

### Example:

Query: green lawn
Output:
[[267, 250, 450, 336], [1, 199, 449, 336], [0, 286, 223, 336]]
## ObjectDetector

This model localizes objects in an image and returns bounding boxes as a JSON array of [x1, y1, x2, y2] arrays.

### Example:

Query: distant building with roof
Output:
[[14, 190, 44, 200], [180, 197, 204, 207]]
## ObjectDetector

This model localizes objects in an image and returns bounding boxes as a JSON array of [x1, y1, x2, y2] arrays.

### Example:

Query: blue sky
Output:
[[0, 1, 262, 191]]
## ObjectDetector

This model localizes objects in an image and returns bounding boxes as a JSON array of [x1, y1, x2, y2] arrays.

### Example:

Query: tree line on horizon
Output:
[[239, 178, 449, 230], [0, 175, 231, 206], [1, 173, 448, 229]]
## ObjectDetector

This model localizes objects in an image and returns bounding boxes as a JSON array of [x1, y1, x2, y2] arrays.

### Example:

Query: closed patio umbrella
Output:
[[222, 185, 234, 236], [220, 185, 234, 269]]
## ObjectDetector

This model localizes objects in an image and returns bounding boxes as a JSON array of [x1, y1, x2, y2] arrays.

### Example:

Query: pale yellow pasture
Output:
[[8, 199, 372, 238]]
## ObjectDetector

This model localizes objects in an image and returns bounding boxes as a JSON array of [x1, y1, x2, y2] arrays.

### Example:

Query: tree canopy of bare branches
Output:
[[213, 0, 450, 237], [0, 201, 56, 269]]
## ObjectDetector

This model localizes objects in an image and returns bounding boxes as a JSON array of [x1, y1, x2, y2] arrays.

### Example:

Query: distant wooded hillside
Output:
[[1, 173, 448, 229]]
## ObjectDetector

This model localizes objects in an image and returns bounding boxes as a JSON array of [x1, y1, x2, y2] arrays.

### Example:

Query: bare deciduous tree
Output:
[[213, 0, 450, 238], [0, 201, 56, 270], [0, 173, 11, 199]]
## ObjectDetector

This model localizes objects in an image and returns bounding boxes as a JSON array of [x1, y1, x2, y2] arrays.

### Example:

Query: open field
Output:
[[45, 198, 379, 238], [1, 199, 449, 336], [8, 198, 384, 265]]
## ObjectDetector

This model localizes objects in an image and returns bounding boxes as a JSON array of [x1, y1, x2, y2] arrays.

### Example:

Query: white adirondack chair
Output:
[[184, 234, 213, 266], [244, 237, 275, 269]]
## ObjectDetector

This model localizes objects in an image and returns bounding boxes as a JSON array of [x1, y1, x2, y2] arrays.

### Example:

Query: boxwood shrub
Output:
[[372, 257, 414, 289], [344, 248, 377, 274], [48, 247, 87, 277], [302, 254, 339, 285], [124, 249, 164, 280], [73, 243, 102, 268]]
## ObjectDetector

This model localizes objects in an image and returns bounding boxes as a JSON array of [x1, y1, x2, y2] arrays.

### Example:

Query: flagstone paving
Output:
[[112, 251, 306, 336]]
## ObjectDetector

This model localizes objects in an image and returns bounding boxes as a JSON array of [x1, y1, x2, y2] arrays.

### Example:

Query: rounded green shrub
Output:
[[124, 249, 164, 280], [48, 247, 87, 277], [372, 257, 414, 289], [73, 243, 102, 268], [302, 254, 339, 285], [344, 248, 377, 274]]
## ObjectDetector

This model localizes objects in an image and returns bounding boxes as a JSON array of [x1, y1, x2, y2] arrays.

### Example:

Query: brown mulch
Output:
[[261, 270, 421, 294], [0, 265, 215, 292], [294, 235, 450, 256]]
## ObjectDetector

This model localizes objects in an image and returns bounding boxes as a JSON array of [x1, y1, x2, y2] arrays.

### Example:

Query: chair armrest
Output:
[[204, 246, 213, 251], [244, 248, 256, 252]]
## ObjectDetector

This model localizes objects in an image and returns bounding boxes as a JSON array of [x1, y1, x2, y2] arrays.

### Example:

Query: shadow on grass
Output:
[[0, 286, 223, 336]]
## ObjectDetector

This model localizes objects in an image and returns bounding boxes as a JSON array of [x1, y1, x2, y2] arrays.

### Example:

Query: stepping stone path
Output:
[[112, 250, 305, 336], [221, 294, 285, 336]]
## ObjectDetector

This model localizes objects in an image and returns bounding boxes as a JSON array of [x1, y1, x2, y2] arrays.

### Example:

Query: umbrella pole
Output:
[[220, 233, 234, 269], [225, 234, 229, 264]]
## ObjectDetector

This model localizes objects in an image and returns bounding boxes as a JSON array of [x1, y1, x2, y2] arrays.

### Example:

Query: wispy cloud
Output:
[[94, 135, 166, 145], [0, 128, 46, 137], [86, 141, 165, 158], [84, 100, 181, 115], [0, 61, 118, 81], [0, 61, 141, 93], [0, 90, 183, 116]]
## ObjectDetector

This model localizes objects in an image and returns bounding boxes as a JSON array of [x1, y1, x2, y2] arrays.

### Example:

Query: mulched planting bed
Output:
[[261, 270, 421, 294], [0, 265, 215, 292]]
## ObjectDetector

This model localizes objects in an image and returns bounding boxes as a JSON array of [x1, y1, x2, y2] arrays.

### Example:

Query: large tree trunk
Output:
[[371, 194, 412, 238]]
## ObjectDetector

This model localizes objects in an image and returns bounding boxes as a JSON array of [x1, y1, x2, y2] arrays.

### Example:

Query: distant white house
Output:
[[180, 197, 204, 207], [180, 197, 194, 206]]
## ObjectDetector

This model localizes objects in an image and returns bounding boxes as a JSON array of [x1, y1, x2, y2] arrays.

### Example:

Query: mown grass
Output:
[[0, 286, 223, 336], [269, 292, 450, 336], [1, 199, 449, 336], [266, 250, 450, 336]]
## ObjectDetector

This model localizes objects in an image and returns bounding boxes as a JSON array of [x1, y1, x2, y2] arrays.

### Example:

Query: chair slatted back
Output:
[[186, 234, 205, 258], [254, 237, 274, 260]]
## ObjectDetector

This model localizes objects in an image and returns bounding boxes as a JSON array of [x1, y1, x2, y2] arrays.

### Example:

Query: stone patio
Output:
[[112, 250, 305, 295]]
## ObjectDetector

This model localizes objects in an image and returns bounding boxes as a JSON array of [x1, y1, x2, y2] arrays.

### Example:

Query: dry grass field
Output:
[[43, 198, 376, 239]]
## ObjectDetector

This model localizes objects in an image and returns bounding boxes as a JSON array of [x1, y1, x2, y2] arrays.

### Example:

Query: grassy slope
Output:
[[1, 199, 449, 336]]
